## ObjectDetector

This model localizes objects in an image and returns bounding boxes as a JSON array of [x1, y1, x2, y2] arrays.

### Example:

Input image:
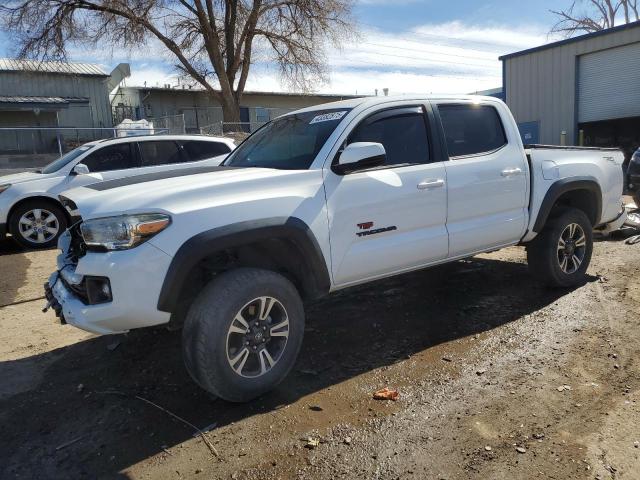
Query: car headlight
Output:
[[0, 184, 11, 194], [80, 213, 171, 251]]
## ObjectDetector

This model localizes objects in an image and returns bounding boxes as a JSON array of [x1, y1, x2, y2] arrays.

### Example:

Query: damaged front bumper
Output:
[[44, 230, 173, 335]]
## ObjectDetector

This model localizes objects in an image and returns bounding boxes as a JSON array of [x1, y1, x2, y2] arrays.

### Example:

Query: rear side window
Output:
[[139, 141, 182, 166], [81, 144, 138, 172], [181, 140, 231, 162], [438, 104, 507, 158], [348, 108, 430, 167]]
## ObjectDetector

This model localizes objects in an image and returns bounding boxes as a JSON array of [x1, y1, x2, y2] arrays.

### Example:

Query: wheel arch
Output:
[[7, 194, 71, 228], [533, 177, 602, 233], [157, 217, 331, 314]]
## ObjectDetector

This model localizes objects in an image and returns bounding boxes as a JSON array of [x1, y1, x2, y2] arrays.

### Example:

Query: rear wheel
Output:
[[9, 200, 67, 249], [182, 268, 305, 402], [527, 207, 593, 287]]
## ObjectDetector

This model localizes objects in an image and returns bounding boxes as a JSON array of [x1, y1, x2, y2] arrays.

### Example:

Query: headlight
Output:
[[0, 184, 11, 194], [80, 213, 171, 251], [632, 151, 640, 164]]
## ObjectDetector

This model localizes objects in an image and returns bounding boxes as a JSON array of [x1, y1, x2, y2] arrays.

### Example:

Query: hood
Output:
[[60, 165, 312, 219], [0, 171, 49, 184]]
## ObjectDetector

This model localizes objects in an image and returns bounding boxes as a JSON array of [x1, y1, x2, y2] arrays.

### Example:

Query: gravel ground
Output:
[[1, 236, 639, 479]]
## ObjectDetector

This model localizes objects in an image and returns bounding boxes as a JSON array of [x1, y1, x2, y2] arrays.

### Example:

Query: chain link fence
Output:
[[199, 121, 267, 143], [154, 114, 186, 135], [0, 127, 167, 172]]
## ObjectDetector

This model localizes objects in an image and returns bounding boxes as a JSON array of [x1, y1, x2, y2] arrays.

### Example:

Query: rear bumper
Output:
[[597, 205, 627, 235], [0, 222, 6, 237]]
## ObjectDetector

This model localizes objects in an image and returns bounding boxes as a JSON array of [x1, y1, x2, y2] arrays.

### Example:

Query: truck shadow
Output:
[[0, 256, 592, 478]]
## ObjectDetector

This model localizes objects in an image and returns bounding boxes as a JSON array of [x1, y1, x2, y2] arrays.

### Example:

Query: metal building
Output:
[[0, 59, 128, 156], [500, 20, 640, 158], [111, 85, 361, 134]]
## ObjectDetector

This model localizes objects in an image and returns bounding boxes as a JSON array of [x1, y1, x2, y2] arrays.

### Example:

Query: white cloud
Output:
[[90, 20, 554, 96]]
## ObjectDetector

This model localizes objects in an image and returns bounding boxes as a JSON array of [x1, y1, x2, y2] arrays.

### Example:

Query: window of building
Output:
[[81, 143, 138, 172], [256, 107, 270, 124], [438, 104, 507, 158], [347, 107, 430, 167]]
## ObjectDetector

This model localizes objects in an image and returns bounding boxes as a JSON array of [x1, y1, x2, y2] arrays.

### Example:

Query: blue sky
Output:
[[0, 0, 568, 95]]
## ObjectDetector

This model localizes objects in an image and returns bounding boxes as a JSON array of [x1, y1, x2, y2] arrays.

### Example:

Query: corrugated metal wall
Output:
[[504, 25, 640, 145], [0, 71, 112, 127], [578, 42, 640, 122]]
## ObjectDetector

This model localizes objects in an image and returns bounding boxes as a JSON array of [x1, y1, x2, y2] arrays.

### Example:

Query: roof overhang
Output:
[[0, 96, 89, 111], [499, 19, 640, 61]]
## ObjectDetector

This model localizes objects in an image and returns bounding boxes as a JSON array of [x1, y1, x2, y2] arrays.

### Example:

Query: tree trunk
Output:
[[220, 94, 242, 133]]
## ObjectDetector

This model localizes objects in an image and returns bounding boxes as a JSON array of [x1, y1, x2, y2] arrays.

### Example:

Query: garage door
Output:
[[578, 41, 640, 123]]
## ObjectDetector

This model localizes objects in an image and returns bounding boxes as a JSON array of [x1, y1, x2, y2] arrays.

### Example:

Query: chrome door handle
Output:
[[501, 167, 523, 177], [417, 179, 445, 190]]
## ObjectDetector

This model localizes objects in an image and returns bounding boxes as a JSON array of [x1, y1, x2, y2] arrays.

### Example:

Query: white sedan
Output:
[[0, 134, 235, 248]]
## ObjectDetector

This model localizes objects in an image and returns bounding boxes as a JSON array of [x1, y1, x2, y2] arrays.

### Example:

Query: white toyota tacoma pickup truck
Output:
[[44, 95, 625, 402]]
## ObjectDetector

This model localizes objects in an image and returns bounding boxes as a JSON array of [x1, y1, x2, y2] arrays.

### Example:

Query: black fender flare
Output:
[[157, 217, 331, 312], [532, 176, 602, 232]]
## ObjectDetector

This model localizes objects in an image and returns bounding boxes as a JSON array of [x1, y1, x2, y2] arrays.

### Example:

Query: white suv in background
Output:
[[0, 135, 235, 248]]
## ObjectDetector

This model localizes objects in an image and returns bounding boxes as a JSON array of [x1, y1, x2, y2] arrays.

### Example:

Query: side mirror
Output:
[[71, 164, 90, 176], [334, 142, 386, 174]]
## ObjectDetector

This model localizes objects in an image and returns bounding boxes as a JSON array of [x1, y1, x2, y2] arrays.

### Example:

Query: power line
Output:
[[351, 49, 499, 67], [362, 41, 499, 61], [332, 58, 500, 81], [358, 20, 526, 53]]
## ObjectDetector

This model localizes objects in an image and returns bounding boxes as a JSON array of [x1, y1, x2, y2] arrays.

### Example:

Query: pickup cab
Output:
[[44, 95, 625, 402]]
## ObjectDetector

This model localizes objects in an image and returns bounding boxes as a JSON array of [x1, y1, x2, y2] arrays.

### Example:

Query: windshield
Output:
[[223, 108, 351, 169], [41, 145, 94, 174]]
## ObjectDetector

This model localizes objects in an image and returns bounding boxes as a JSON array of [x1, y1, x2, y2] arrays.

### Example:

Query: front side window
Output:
[[81, 143, 138, 172], [139, 141, 182, 166], [41, 145, 94, 174], [348, 107, 430, 167], [224, 108, 351, 170], [181, 140, 231, 162], [438, 104, 507, 158]]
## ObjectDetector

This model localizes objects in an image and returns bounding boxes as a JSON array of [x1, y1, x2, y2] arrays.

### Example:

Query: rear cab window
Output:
[[437, 104, 507, 158]]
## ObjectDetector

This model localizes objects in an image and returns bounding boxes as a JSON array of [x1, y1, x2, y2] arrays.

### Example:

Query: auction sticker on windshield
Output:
[[309, 111, 348, 124]]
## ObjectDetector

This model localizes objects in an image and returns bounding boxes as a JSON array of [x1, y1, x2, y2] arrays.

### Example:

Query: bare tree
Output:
[[1, 1, 355, 123], [551, 0, 639, 37]]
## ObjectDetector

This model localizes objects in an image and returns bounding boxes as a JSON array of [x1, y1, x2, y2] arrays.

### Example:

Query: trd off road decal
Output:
[[356, 221, 397, 238]]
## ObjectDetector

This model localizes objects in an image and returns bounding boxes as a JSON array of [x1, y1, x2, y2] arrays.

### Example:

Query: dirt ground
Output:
[[1, 234, 639, 480]]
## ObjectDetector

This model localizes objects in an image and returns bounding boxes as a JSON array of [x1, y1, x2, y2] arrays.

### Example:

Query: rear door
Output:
[[434, 101, 529, 257], [324, 104, 449, 287]]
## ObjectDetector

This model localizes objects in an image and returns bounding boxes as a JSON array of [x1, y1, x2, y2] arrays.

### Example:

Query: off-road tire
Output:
[[9, 200, 67, 249], [182, 268, 305, 402], [527, 207, 593, 288]]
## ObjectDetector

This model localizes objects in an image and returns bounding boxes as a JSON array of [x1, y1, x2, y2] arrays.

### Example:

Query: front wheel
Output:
[[527, 207, 593, 287], [182, 268, 305, 402], [9, 200, 67, 249]]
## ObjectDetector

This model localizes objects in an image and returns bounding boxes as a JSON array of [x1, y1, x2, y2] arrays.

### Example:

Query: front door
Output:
[[434, 101, 529, 257], [324, 105, 449, 287]]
